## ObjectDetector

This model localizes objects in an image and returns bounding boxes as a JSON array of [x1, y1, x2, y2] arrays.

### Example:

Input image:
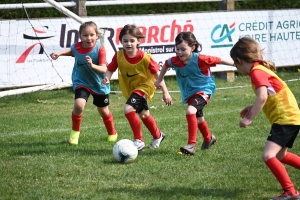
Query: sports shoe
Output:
[[107, 133, 118, 142], [201, 134, 217, 150], [68, 130, 80, 145], [150, 132, 165, 149], [133, 139, 145, 151], [180, 144, 196, 155], [270, 190, 300, 200]]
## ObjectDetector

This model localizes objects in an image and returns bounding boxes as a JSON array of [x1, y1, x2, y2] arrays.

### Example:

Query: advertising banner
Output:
[[0, 9, 299, 88]]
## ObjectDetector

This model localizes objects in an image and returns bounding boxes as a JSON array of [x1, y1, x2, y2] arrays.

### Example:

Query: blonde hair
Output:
[[230, 37, 276, 72]]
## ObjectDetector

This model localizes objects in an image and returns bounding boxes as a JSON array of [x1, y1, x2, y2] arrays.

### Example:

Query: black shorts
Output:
[[75, 88, 110, 107], [267, 123, 300, 148], [188, 94, 207, 118], [126, 93, 148, 114]]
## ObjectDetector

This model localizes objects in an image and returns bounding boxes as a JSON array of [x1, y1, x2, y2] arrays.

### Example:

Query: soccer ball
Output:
[[113, 139, 138, 164]]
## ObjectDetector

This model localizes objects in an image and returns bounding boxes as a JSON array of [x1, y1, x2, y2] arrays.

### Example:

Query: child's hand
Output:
[[239, 105, 253, 128], [240, 118, 252, 128], [163, 93, 172, 106], [102, 77, 109, 85], [50, 53, 59, 60], [85, 56, 93, 67], [240, 106, 252, 118]]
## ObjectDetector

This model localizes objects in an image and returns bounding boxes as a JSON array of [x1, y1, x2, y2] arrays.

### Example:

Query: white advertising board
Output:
[[0, 9, 299, 88]]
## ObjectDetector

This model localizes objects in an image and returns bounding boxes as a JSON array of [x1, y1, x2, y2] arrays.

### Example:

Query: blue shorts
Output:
[[267, 123, 300, 148], [125, 93, 149, 114], [75, 88, 109, 107]]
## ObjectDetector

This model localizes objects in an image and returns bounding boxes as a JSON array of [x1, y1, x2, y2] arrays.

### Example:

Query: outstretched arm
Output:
[[220, 58, 234, 66], [50, 49, 72, 60]]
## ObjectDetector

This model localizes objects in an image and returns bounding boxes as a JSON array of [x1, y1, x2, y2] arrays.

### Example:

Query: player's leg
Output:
[[198, 116, 216, 150], [124, 93, 145, 150], [139, 109, 165, 149], [69, 88, 89, 145], [179, 104, 197, 155], [265, 124, 300, 200], [93, 94, 117, 142]]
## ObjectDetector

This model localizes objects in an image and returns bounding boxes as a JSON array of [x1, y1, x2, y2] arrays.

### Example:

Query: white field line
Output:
[[1, 121, 126, 137], [2, 78, 298, 137], [113, 85, 251, 94], [1, 109, 241, 137]]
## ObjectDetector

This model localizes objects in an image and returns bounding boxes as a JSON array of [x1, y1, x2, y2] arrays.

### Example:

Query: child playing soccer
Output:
[[230, 36, 300, 200], [155, 31, 234, 155], [102, 24, 172, 151], [50, 21, 117, 144]]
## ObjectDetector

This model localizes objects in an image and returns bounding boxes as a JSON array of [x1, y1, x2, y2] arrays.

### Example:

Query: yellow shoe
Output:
[[108, 133, 118, 142], [68, 130, 80, 145]]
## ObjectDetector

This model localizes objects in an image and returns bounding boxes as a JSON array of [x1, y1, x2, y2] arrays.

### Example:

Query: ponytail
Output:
[[261, 60, 276, 72]]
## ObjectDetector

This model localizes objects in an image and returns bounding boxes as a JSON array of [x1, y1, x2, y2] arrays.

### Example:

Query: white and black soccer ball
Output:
[[113, 139, 138, 164]]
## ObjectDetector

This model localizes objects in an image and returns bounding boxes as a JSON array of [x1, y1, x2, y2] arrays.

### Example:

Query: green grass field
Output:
[[0, 69, 300, 200]]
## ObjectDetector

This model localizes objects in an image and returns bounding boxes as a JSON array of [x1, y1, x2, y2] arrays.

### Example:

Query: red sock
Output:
[[102, 112, 116, 135], [265, 157, 295, 192], [281, 152, 300, 170], [198, 120, 211, 142], [72, 112, 82, 131], [142, 115, 160, 139], [186, 114, 198, 145], [125, 111, 142, 141]]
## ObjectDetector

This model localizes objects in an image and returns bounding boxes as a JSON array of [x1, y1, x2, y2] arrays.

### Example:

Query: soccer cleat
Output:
[[150, 132, 165, 149], [68, 130, 80, 145], [201, 134, 217, 150], [133, 139, 145, 151], [107, 133, 118, 142], [270, 190, 300, 200], [180, 144, 196, 156]]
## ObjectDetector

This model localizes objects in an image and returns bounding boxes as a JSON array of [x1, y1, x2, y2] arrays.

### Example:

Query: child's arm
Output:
[[239, 86, 268, 128], [102, 70, 114, 85], [154, 68, 172, 106], [220, 58, 234, 66], [85, 56, 106, 74], [154, 64, 168, 89], [50, 49, 72, 60]]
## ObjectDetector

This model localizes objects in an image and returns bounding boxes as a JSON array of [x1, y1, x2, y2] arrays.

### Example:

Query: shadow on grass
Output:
[[101, 186, 248, 199], [3, 140, 113, 156]]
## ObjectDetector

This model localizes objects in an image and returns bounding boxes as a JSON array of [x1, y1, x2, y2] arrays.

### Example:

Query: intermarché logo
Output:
[[16, 26, 54, 63], [210, 22, 235, 48]]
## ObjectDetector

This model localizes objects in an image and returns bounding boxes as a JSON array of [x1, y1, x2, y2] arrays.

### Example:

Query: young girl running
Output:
[[155, 31, 234, 155], [102, 24, 172, 151], [50, 21, 117, 145], [230, 36, 300, 200]]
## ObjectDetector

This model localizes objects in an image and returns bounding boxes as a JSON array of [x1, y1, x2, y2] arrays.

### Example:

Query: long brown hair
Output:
[[230, 37, 276, 72]]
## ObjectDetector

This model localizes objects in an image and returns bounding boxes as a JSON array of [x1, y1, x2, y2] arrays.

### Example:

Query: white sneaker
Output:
[[133, 139, 145, 151], [150, 132, 165, 149]]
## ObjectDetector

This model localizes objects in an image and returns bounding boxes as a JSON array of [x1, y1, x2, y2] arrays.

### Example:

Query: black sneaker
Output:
[[180, 144, 196, 155], [201, 135, 217, 150]]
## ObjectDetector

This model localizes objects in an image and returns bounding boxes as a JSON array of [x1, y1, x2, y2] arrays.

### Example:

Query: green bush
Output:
[[0, 0, 299, 19]]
